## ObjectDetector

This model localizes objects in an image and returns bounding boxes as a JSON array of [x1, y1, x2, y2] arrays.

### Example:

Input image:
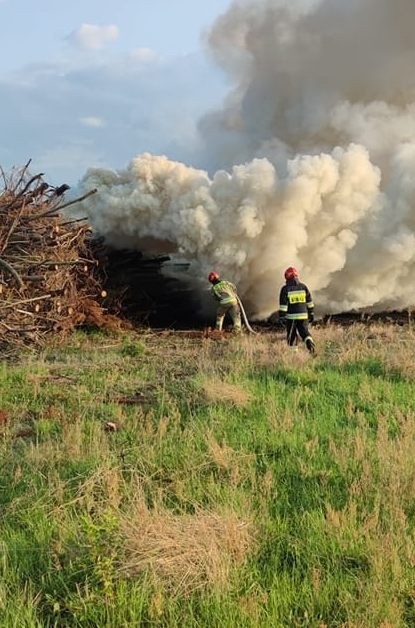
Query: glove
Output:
[[308, 312, 314, 323]]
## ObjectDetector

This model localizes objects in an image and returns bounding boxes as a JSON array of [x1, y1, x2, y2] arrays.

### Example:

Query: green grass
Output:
[[0, 324, 415, 626]]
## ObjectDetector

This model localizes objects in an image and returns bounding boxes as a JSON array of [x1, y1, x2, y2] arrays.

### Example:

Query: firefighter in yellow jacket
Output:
[[208, 271, 242, 333], [279, 266, 316, 353]]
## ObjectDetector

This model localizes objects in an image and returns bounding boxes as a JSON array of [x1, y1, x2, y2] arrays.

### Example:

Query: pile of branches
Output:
[[0, 161, 115, 350]]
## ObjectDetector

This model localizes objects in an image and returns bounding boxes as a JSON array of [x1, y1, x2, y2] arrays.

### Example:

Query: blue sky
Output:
[[0, 0, 233, 184]]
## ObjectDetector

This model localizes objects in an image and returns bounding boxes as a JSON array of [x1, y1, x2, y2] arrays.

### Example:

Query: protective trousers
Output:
[[216, 302, 241, 332], [286, 320, 315, 352]]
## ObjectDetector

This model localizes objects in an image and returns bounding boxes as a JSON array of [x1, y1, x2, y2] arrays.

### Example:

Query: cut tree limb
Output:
[[25, 188, 98, 222], [0, 294, 52, 310], [0, 256, 24, 288]]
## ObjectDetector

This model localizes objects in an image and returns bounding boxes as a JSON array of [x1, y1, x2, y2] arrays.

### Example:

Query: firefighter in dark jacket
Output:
[[279, 267, 316, 353], [208, 271, 242, 333]]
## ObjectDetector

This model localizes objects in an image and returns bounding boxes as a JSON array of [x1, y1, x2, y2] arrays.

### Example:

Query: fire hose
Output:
[[237, 296, 258, 334]]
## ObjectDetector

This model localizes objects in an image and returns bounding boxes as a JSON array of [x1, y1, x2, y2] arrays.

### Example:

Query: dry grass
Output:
[[322, 322, 414, 366], [205, 431, 238, 471], [121, 499, 254, 595], [204, 431, 257, 489], [199, 378, 252, 408]]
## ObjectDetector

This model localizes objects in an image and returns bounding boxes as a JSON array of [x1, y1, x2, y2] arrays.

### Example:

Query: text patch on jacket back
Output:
[[288, 290, 306, 304]]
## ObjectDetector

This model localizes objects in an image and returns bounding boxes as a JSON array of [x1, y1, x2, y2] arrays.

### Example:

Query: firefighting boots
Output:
[[305, 336, 316, 355]]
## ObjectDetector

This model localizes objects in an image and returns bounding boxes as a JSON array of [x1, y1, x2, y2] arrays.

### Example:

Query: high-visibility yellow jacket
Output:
[[211, 280, 238, 305]]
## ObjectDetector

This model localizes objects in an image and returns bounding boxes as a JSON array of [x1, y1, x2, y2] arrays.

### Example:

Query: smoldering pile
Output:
[[99, 248, 206, 327], [0, 164, 116, 351]]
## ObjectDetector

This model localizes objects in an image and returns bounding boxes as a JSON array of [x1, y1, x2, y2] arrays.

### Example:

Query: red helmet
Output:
[[284, 266, 299, 280], [208, 271, 219, 283]]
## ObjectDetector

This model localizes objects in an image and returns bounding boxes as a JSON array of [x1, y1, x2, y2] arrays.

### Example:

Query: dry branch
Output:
[[26, 188, 97, 222], [0, 257, 24, 288]]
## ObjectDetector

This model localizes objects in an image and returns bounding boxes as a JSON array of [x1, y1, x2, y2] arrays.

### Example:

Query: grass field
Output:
[[1, 323, 415, 627]]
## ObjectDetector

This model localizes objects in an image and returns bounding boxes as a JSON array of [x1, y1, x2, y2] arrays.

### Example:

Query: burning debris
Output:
[[0, 162, 113, 351]]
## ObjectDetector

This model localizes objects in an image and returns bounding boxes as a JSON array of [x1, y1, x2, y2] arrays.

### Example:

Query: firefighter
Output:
[[208, 271, 242, 333], [279, 267, 316, 354]]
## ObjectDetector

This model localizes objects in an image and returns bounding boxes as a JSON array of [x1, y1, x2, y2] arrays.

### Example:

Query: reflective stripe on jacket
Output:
[[211, 280, 238, 305]]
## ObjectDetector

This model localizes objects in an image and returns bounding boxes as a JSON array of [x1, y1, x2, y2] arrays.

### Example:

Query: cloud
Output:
[[80, 116, 106, 128], [35, 142, 105, 176], [129, 47, 159, 64], [68, 24, 119, 50], [0, 52, 227, 184]]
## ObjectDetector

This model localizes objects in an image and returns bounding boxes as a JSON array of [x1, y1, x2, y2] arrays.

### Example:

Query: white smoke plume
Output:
[[77, 0, 415, 317]]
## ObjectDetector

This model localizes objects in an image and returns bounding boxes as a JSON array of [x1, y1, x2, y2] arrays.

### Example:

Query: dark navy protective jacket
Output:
[[279, 279, 314, 320]]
